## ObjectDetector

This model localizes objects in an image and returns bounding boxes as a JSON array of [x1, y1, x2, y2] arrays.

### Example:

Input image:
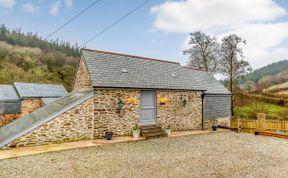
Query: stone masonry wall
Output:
[[0, 114, 20, 128], [3, 98, 94, 149], [93, 89, 203, 137], [93, 89, 140, 138], [20, 99, 43, 117], [0, 99, 43, 128], [156, 91, 202, 131], [203, 117, 231, 129], [73, 58, 93, 92]]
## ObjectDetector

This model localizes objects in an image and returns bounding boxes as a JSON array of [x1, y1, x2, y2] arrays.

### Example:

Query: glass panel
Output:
[[141, 92, 154, 106], [141, 109, 154, 121]]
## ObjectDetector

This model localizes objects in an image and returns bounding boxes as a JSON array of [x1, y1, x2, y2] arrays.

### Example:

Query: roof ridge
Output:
[[14, 82, 63, 86], [183, 66, 208, 72], [81, 48, 180, 65], [0, 84, 13, 86]]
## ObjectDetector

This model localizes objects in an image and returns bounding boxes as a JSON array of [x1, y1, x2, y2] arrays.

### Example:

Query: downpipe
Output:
[[201, 92, 205, 130]]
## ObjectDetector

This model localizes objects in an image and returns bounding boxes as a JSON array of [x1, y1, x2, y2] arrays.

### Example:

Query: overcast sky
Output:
[[1, 0, 288, 74]]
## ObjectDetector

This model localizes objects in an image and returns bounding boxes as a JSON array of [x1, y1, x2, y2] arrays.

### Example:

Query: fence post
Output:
[[237, 119, 241, 132], [285, 121, 287, 133], [256, 113, 266, 132]]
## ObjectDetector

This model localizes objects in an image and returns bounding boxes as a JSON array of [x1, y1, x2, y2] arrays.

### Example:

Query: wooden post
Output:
[[237, 119, 241, 132], [256, 113, 266, 132], [285, 121, 286, 133]]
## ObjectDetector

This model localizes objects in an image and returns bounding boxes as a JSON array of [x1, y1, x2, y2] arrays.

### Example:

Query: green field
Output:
[[234, 100, 286, 120]]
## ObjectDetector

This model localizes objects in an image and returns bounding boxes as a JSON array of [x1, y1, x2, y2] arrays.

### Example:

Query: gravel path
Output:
[[1, 132, 288, 178]]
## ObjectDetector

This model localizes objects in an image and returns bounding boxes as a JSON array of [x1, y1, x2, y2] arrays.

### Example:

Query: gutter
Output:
[[93, 86, 207, 92], [205, 93, 232, 96], [0, 99, 21, 103]]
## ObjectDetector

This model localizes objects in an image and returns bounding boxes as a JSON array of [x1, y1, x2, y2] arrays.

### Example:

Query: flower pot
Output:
[[212, 125, 217, 131], [105, 132, 113, 140], [132, 129, 140, 138], [165, 129, 171, 136]]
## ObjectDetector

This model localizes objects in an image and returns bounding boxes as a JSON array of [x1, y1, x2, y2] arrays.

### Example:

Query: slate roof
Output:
[[188, 69, 231, 94], [0, 85, 20, 101], [0, 92, 93, 148], [41, 98, 59, 105], [14, 82, 68, 99], [81, 49, 231, 95]]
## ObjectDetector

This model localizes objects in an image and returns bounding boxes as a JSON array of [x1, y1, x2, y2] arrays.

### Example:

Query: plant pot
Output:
[[132, 129, 140, 138], [105, 132, 113, 140], [212, 125, 217, 131], [165, 129, 171, 136]]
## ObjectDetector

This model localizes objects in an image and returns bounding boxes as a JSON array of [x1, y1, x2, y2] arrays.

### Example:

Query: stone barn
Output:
[[0, 49, 231, 149]]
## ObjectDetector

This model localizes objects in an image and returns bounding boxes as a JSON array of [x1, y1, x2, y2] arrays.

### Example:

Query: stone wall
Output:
[[0, 114, 20, 128], [203, 117, 231, 129], [20, 99, 43, 117], [93, 89, 140, 138], [3, 98, 94, 149], [0, 99, 42, 128], [73, 58, 93, 92], [1, 87, 230, 149], [93, 89, 203, 137], [156, 91, 202, 131]]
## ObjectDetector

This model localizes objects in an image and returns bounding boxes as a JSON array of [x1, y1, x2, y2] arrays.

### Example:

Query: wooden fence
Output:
[[231, 118, 288, 134]]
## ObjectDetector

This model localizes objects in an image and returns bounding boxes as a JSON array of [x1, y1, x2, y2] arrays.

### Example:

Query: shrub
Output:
[[247, 101, 267, 119], [233, 92, 252, 107], [0, 48, 9, 59], [252, 95, 288, 106], [278, 109, 288, 120]]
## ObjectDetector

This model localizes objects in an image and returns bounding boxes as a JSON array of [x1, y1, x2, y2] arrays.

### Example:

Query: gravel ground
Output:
[[1, 132, 288, 178]]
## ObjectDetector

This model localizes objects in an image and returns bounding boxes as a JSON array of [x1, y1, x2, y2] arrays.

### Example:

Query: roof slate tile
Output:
[[14, 82, 68, 99], [0, 85, 20, 101], [81, 49, 231, 94]]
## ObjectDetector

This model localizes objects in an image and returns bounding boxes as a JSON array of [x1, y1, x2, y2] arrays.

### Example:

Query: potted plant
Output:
[[132, 124, 141, 138], [165, 125, 171, 136], [104, 132, 113, 140], [212, 124, 218, 131]]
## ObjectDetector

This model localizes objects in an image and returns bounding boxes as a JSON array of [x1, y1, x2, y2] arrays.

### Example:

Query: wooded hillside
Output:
[[0, 24, 79, 91], [240, 60, 288, 84]]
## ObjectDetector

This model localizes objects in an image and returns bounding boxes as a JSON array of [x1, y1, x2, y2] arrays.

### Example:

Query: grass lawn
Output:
[[234, 100, 286, 119]]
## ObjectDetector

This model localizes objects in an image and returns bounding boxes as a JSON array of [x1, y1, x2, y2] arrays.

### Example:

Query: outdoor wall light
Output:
[[159, 97, 168, 105]]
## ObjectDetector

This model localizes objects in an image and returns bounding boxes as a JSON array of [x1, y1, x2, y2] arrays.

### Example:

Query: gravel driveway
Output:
[[0, 132, 288, 178]]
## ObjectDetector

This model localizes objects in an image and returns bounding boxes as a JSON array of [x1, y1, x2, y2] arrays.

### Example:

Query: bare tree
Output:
[[219, 34, 252, 115], [183, 31, 220, 74]]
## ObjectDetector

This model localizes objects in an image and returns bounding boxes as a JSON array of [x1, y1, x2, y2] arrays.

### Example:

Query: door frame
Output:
[[139, 90, 157, 125]]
